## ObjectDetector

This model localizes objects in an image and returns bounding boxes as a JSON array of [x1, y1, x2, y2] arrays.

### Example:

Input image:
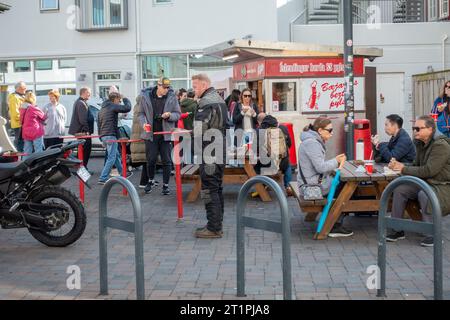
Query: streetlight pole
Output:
[[343, 0, 355, 160]]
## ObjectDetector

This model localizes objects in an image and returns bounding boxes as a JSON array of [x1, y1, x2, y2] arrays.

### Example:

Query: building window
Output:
[[14, 60, 31, 72], [59, 59, 76, 69], [440, 0, 449, 18], [35, 60, 53, 71], [143, 55, 188, 80], [153, 0, 173, 5], [142, 54, 232, 91], [40, 0, 59, 11], [428, 0, 438, 20], [0, 61, 7, 73], [76, 0, 128, 31]]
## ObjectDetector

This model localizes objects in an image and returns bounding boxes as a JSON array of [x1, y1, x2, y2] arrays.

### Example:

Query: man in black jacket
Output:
[[192, 74, 228, 239], [97, 92, 132, 184], [371, 114, 416, 163], [69, 87, 93, 170]]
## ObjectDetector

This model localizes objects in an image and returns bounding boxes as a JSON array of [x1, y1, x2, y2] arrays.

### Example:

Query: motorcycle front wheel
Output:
[[28, 186, 86, 247]]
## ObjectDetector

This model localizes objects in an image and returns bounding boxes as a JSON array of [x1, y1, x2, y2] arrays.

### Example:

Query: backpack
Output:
[[265, 127, 288, 160]]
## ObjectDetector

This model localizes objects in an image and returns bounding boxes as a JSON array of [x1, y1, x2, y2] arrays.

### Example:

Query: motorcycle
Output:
[[0, 140, 89, 247]]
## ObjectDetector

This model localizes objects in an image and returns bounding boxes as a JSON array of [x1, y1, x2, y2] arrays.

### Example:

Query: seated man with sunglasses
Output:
[[388, 115, 450, 247], [371, 114, 416, 164]]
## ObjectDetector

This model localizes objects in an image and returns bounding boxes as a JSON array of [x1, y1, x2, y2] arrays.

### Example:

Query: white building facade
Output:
[[0, 0, 278, 113], [278, 0, 450, 139]]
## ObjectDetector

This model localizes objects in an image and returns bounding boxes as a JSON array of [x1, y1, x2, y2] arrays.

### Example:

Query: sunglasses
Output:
[[323, 128, 333, 133], [445, 85, 450, 89], [243, 94, 252, 98], [412, 126, 428, 132]]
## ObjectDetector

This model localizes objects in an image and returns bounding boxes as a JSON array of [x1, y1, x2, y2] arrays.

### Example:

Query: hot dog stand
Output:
[[204, 40, 383, 158]]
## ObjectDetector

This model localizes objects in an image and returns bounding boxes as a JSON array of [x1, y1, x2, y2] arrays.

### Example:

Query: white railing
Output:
[[302, 0, 425, 25]]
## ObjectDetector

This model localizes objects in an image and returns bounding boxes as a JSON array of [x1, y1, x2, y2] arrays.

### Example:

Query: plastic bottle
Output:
[[356, 139, 365, 161]]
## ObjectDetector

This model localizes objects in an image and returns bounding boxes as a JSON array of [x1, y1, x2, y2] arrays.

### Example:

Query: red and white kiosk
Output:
[[204, 40, 383, 158]]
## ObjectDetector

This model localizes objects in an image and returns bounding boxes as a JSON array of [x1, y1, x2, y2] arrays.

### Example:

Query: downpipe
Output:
[[442, 34, 448, 71]]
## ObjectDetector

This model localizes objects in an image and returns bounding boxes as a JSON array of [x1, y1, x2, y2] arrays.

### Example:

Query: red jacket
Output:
[[20, 104, 47, 141]]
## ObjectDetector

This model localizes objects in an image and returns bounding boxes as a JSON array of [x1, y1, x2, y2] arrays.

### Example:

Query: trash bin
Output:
[[280, 122, 297, 167], [354, 119, 372, 160]]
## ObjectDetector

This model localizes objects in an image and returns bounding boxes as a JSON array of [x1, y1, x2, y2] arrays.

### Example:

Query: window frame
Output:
[[76, 0, 128, 31], [440, 0, 449, 18], [35, 60, 53, 71], [14, 60, 32, 73], [153, 0, 174, 6], [428, 0, 438, 20], [40, 0, 59, 12], [58, 59, 76, 69]]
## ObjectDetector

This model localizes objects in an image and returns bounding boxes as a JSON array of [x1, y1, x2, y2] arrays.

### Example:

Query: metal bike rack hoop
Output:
[[99, 177, 145, 300], [236, 176, 292, 300], [377, 176, 443, 300]]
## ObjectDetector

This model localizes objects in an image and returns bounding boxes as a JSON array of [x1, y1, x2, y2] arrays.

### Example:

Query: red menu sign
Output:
[[233, 57, 365, 81], [233, 59, 266, 81]]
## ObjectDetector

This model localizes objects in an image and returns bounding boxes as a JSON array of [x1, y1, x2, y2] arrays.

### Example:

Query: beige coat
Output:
[[131, 97, 147, 164]]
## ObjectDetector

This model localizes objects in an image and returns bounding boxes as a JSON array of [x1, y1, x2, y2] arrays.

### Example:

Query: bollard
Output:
[[99, 177, 145, 300], [377, 176, 443, 300], [236, 176, 292, 300]]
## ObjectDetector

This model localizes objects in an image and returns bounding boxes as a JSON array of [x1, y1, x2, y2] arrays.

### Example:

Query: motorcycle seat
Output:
[[0, 162, 27, 181], [23, 148, 61, 167]]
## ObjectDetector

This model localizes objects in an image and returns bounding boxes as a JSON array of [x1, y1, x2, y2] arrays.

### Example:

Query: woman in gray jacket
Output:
[[298, 117, 352, 237]]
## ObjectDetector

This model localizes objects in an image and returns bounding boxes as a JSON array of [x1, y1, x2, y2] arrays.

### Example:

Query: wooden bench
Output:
[[289, 181, 327, 222]]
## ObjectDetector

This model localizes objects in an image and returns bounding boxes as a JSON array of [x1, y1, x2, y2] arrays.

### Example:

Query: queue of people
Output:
[[8, 82, 67, 159]]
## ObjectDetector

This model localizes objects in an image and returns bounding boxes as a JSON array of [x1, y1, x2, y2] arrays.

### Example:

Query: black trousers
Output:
[[200, 163, 225, 232], [83, 138, 92, 169], [145, 135, 172, 185], [44, 138, 64, 150]]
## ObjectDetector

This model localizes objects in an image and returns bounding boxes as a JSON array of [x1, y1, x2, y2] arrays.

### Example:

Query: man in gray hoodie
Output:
[[137, 77, 181, 195]]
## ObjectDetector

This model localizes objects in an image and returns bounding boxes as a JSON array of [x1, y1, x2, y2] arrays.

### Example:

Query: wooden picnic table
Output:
[[314, 160, 422, 240], [182, 149, 282, 203]]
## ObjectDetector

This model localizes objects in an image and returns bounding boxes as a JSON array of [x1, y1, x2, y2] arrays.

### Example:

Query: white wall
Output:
[[293, 22, 450, 125], [138, 0, 278, 53], [277, 0, 304, 42], [0, 0, 137, 59]]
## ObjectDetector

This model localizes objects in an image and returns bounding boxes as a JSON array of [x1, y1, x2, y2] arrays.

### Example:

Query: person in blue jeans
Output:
[[97, 91, 132, 184]]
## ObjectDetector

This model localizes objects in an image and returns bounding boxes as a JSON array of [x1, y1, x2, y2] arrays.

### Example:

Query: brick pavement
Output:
[[0, 158, 449, 300]]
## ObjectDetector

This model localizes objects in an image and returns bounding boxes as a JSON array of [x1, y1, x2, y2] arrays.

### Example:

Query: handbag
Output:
[[299, 165, 324, 200]]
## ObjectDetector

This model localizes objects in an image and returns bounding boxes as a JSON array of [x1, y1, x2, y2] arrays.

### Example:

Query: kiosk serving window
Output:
[[270, 80, 297, 112]]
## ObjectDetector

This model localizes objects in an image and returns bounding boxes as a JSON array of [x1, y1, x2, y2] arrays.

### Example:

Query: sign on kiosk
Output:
[[301, 78, 365, 112], [233, 57, 365, 81]]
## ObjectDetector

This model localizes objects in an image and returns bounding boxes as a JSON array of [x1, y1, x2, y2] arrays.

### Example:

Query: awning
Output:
[[204, 39, 383, 63]]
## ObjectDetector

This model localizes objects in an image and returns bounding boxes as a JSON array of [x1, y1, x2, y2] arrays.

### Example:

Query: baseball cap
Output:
[[158, 77, 171, 88]]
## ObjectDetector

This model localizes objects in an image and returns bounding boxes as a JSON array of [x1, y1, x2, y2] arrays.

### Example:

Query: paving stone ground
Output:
[[1, 158, 450, 300]]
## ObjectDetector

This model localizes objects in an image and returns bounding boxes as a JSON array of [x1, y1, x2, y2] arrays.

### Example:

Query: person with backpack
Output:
[[20, 92, 47, 160], [97, 91, 132, 184], [388, 115, 450, 247], [257, 113, 293, 196], [298, 117, 350, 237]]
